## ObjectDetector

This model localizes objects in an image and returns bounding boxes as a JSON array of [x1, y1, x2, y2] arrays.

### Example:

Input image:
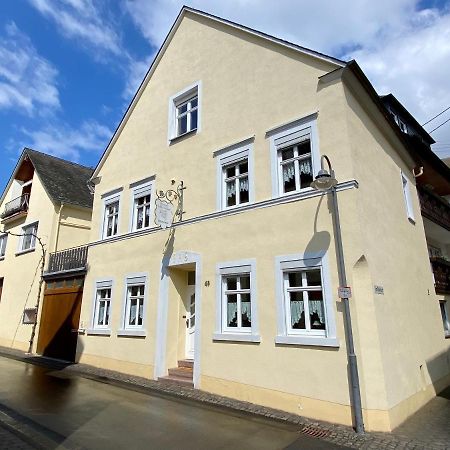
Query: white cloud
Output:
[[20, 120, 112, 161], [124, 0, 450, 157], [28, 0, 123, 57], [0, 22, 59, 114]]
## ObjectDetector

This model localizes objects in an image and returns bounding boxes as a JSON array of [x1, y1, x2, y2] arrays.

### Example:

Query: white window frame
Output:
[[118, 273, 148, 337], [440, 300, 450, 338], [0, 233, 7, 259], [88, 279, 113, 335], [100, 188, 122, 240], [168, 81, 202, 143], [214, 138, 255, 210], [267, 113, 320, 198], [129, 177, 155, 232], [401, 171, 415, 223], [17, 221, 38, 254], [274, 252, 338, 347], [214, 259, 260, 342]]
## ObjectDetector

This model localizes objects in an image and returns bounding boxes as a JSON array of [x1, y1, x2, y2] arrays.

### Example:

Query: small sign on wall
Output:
[[22, 308, 37, 324], [338, 286, 352, 299], [374, 285, 384, 295]]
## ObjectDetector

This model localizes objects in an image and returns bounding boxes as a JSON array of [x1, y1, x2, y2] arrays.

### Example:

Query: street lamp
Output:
[[311, 155, 365, 434]]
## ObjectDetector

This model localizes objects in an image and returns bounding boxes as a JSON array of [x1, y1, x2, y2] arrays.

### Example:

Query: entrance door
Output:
[[36, 278, 83, 362], [185, 285, 195, 360]]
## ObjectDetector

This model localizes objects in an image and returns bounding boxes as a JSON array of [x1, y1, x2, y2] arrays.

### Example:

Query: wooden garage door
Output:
[[37, 279, 83, 362]]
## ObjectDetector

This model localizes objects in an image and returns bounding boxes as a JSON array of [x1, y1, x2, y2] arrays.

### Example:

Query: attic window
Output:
[[168, 81, 201, 143]]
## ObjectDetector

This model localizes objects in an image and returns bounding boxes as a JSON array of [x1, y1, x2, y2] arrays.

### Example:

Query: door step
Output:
[[158, 360, 194, 387]]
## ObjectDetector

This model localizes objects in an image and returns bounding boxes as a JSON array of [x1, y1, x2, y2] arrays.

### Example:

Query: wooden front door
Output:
[[37, 280, 83, 362]]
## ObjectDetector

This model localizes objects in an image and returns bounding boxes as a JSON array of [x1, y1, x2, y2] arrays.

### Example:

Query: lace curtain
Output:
[[290, 299, 325, 326], [282, 159, 312, 182], [283, 163, 295, 182], [299, 160, 311, 175], [239, 177, 249, 192], [227, 298, 251, 326]]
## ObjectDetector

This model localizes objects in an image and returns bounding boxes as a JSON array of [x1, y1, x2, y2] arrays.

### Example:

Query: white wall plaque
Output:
[[155, 199, 174, 229]]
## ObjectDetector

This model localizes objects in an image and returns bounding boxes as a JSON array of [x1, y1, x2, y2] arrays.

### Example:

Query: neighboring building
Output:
[[0, 148, 93, 360], [69, 7, 447, 432], [381, 94, 450, 340]]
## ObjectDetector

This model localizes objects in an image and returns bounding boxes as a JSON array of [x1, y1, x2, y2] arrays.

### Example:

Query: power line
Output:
[[422, 105, 450, 126], [429, 117, 450, 134]]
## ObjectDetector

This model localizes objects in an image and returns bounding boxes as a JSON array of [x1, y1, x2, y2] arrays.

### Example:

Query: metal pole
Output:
[[331, 186, 365, 434]]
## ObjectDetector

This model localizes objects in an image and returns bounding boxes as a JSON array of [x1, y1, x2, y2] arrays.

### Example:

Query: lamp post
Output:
[[311, 155, 365, 434]]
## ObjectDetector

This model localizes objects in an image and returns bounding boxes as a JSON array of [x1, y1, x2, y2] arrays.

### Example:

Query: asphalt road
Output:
[[0, 356, 348, 449]]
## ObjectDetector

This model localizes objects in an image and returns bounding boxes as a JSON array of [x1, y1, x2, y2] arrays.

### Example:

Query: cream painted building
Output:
[[75, 7, 449, 432], [0, 148, 93, 356]]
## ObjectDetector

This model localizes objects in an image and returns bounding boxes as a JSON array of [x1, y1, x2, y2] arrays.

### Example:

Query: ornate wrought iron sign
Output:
[[154, 181, 185, 229]]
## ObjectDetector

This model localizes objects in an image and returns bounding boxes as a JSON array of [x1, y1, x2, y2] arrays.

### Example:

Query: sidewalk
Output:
[[0, 346, 448, 450]]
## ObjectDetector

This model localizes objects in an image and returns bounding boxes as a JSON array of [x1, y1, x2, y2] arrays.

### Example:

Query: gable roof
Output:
[[0, 148, 94, 209], [90, 5, 346, 179]]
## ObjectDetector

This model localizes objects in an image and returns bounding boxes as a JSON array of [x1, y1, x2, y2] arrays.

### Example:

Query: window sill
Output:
[[101, 234, 120, 241], [86, 328, 111, 336], [169, 128, 197, 144], [278, 187, 313, 198], [15, 248, 36, 256], [445, 332, 450, 339], [275, 335, 339, 347], [0, 256, 4, 261], [117, 329, 147, 337], [213, 333, 260, 343]]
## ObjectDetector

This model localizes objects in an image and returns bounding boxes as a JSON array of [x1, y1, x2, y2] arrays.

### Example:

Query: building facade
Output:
[[0, 149, 93, 359], [61, 7, 449, 432]]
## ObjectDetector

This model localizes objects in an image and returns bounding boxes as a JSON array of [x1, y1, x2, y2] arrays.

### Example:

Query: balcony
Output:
[[45, 245, 88, 278], [430, 257, 450, 295], [1, 194, 29, 222], [417, 186, 450, 231]]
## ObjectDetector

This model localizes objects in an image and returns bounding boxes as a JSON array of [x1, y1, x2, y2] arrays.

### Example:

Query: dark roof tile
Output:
[[25, 148, 94, 209]]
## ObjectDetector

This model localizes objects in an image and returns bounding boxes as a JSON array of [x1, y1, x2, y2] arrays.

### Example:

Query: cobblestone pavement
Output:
[[0, 423, 35, 450], [0, 346, 449, 450]]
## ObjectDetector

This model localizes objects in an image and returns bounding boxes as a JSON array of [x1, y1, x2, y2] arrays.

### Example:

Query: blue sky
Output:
[[1, 0, 450, 194]]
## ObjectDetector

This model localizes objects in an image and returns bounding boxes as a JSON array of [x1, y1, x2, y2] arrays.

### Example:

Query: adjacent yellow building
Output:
[[0, 148, 93, 355]]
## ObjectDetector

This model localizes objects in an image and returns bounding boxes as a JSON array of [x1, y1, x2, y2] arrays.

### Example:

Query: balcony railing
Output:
[[46, 245, 88, 275], [417, 186, 450, 231], [430, 257, 450, 295], [1, 194, 29, 220]]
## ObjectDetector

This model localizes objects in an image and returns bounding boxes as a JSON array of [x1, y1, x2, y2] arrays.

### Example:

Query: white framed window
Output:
[[440, 301, 450, 337], [214, 259, 260, 342], [168, 81, 201, 142], [101, 189, 122, 239], [267, 113, 320, 198], [19, 222, 38, 253], [130, 177, 155, 232], [87, 279, 113, 335], [214, 138, 254, 210], [401, 172, 415, 222], [274, 253, 338, 347], [0, 233, 7, 259], [118, 274, 148, 336], [95, 287, 111, 328]]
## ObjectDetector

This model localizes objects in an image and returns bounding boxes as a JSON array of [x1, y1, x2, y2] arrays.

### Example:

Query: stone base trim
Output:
[[76, 352, 154, 380]]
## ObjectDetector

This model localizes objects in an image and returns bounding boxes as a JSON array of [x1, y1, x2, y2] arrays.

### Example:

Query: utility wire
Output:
[[429, 117, 450, 134], [422, 105, 450, 126]]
